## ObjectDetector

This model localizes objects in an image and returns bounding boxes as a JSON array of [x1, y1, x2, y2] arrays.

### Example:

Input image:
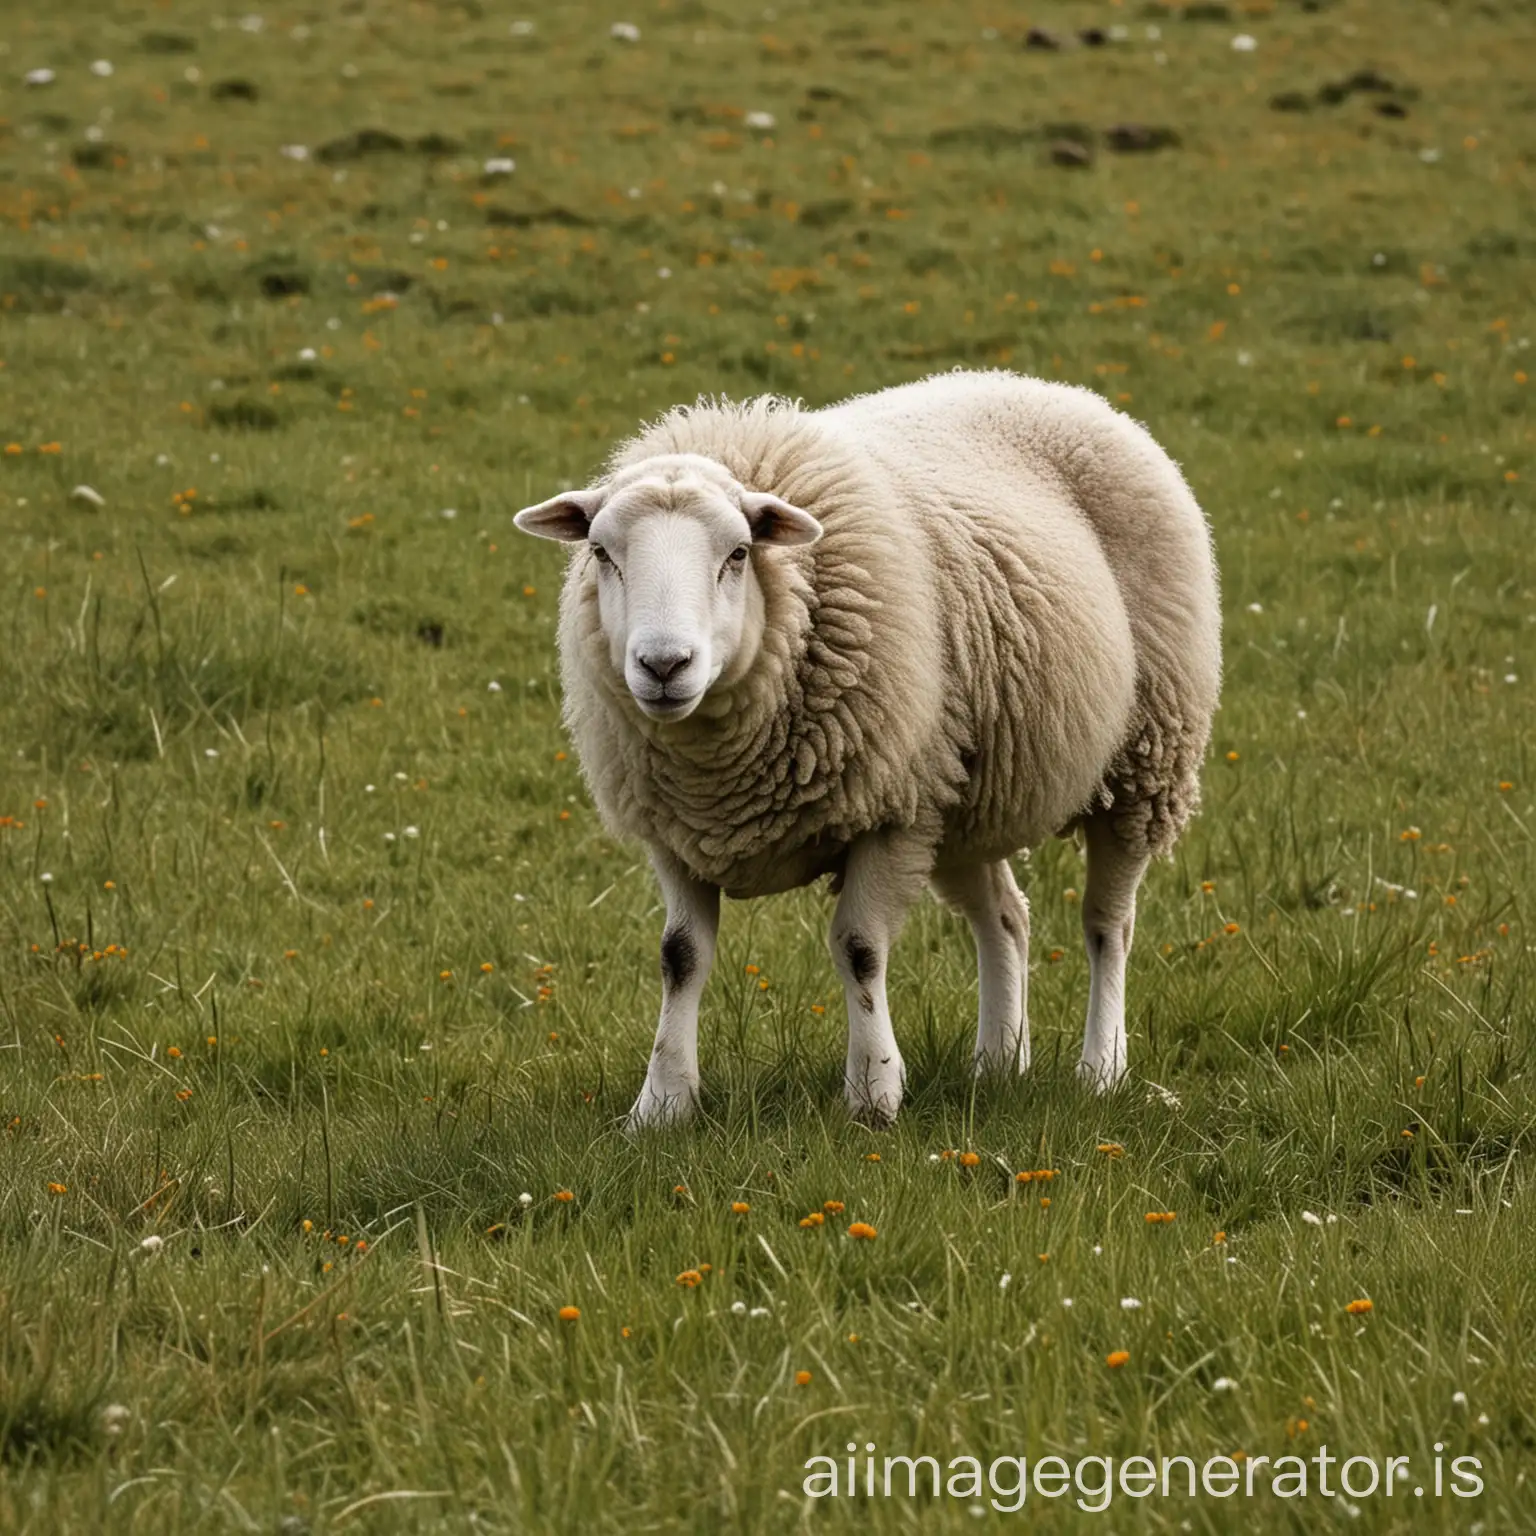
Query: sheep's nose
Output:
[[636, 647, 692, 682]]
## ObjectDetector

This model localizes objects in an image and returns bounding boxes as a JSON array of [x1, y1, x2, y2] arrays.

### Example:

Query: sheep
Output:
[[513, 370, 1221, 1127]]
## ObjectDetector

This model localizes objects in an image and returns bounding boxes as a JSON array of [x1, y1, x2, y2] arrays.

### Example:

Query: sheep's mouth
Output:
[[632, 689, 703, 722]]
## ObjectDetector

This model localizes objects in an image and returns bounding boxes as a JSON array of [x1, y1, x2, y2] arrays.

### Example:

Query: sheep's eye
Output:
[[590, 544, 610, 564], [728, 545, 749, 564]]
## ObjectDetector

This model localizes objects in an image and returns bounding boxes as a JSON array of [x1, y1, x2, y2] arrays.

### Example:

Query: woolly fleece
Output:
[[556, 370, 1221, 900]]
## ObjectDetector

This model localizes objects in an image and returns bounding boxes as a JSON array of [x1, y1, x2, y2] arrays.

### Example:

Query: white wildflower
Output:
[[1231, 33, 1257, 51], [610, 22, 641, 42], [1120, 1297, 1142, 1310], [91, 60, 114, 77]]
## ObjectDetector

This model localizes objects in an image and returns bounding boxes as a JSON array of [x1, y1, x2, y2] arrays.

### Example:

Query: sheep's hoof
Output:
[[972, 1044, 1031, 1077], [847, 1097, 899, 1130], [844, 1070, 903, 1129], [1075, 1057, 1127, 1094], [625, 1084, 697, 1132]]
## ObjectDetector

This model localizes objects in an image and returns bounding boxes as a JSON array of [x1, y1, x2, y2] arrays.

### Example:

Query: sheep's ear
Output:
[[513, 487, 605, 542], [741, 491, 822, 547]]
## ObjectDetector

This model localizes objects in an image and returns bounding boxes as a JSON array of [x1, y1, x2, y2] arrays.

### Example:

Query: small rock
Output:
[[1079, 27, 1107, 46], [1105, 123, 1179, 153], [70, 484, 106, 509], [1049, 138, 1093, 167], [1375, 100, 1408, 119], [483, 157, 516, 175], [90, 60, 115, 77], [610, 21, 641, 43], [25, 68, 57, 87], [1024, 26, 1061, 50], [744, 111, 776, 131]]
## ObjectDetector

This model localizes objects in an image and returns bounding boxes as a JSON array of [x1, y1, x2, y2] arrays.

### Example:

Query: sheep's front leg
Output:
[[1078, 814, 1149, 1090], [932, 860, 1031, 1074], [830, 830, 931, 1126], [628, 850, 720, 1129]]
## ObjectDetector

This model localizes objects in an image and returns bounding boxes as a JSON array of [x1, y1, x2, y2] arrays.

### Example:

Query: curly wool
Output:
[[557, 371, 1220, 898]]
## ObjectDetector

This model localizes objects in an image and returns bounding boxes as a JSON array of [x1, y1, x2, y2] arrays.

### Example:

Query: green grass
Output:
[[2, 0, 1533, 1530]]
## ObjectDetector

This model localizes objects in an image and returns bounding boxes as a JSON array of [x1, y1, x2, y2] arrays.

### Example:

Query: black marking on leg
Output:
[[858, 989, 874, 1013], [845, 934, 878, 985], [1000, 911, 1018, 938], [660, 927, 696, 990]]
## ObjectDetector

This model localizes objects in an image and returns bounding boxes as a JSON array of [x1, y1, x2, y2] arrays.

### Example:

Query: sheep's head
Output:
[[514, 453, 821, 721]]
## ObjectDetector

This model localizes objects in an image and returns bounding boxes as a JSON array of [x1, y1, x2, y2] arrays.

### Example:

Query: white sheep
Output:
[[514, 370, 1221, 1127]]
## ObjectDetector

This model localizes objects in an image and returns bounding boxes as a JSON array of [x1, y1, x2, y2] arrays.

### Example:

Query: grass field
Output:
[[2, 0, 1534, 1530]]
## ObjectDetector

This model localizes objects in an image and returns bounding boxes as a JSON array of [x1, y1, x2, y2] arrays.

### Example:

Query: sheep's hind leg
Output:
[[932, 861, 1030, 1075], [627, 849, 720, 1130], [830, 830, 930, 1126], [1077, 813, 1149, 1091]]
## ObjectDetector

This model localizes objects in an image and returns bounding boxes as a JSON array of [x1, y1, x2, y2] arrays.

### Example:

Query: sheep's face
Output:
[[514, 454, 821, 722]]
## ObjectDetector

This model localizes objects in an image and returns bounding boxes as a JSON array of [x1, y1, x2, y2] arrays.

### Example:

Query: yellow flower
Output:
[[554, 1189, 574, 1203], [823, 1200, 845, 1214], [558, 1305, 581, 1322], [799, 1213, 824, 1228], [959, 1152, 980, 1168], [676, 1269, 704, 1288], [1106, 1350, 1130, 1368], [1345, 1298, 1374, 1315], [848, 1222, 878, 1240], [794, 1370, 813, 1386], [731, 1201, 750, 1215]]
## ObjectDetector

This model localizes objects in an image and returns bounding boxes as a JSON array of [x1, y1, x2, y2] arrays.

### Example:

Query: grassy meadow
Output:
[[2, 0, 1534, 1529]]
